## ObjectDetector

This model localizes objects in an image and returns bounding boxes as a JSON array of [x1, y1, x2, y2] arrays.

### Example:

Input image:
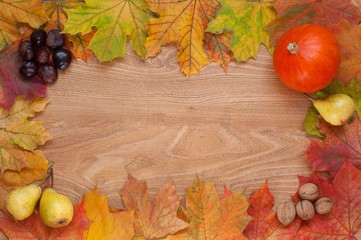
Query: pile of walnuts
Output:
[[277, 183, 333, 226]]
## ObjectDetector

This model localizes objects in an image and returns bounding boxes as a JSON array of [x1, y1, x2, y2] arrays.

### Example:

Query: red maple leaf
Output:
[[243, 181, 301, 239], [296, 160, 361, 238], [0, 201, 90, 239], [268, 0, 361, 46], [306, 116, 361, 178], [0, 41, 46, 109]]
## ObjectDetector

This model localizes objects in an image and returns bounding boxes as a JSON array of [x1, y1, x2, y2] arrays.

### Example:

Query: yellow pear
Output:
[[39, 188, 74, 228], [5, 184, 42, 220], [312, 93, 355, 126]]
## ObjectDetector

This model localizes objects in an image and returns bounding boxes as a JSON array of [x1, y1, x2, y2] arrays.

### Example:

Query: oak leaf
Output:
[[306, 116, 361, 178], [42, 0, 94, 61], [63, 0, 155, 61], [0, 0, 48, 50], [0, 97, 51, 173], [84, 187, 135, 240], [243, 181, 301, 239], [268, 0, 361, 46], [0, 201, 90, 240], [145, 0, 219, 77], [296, 160, 361, 238], [0, 42, 47, 109], [330, 20, 361, 84], [204, 32, 233, 71], [206, 0, 276, 62], [120, 174, 188, 239], [166, 177, 251, 239]]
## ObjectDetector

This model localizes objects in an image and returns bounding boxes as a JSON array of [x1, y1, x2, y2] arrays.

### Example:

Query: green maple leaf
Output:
[[304, 80, 361, 137], [63, 0, 155, 61], [206, 0, 276, 62]]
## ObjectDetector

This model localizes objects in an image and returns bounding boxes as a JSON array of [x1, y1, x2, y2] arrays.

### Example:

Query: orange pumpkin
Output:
[[273, 24, 341, 93]]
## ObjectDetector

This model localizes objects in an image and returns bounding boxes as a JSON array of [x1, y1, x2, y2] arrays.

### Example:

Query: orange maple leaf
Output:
[[84, 187, 135, 240], [145, 0, 220, 77], [120, 174, 188, 239], [0, 201, 90, 240], [167, 177, 251, 239], [204, 32, 233, 71]]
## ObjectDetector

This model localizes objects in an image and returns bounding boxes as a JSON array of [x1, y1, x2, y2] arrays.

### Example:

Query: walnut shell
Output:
[[298, 183, 319, 201], [315, 197, 332, 215], [296, 200, 315, 220], [277, 200, 296, 226]]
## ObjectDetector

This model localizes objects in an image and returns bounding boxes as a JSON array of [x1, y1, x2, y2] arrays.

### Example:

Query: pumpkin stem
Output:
[[287, 42, 299, 54]]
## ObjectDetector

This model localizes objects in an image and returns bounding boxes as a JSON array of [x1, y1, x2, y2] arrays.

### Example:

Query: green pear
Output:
[[39, 188, 74, 228], [312, 93, 355, 126], [5, 184, 42, 220]]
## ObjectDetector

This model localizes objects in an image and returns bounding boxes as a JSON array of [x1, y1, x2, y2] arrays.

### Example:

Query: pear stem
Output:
[[38, 161, 54, 188], [304, 93, 315, 100]]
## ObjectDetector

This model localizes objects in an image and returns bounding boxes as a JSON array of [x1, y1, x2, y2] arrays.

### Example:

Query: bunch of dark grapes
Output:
[[18, 29, 72, 84]]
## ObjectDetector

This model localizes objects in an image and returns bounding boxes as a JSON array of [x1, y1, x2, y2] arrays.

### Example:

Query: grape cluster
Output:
[[18, 29, 72, 84]]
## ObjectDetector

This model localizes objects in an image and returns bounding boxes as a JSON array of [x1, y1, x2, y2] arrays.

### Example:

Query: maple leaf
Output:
[[84, 187, 135, 240], [145, 0, 219, 77], [306, 116, 361, 178], [330, 20, 361, 84], [63, 0, 155, 62], [206, 0, 276, 62], [243, 181, 301, 239], [0, 41, 47, 110], [0, 97, 51, 173], [42, 0, 94, 61], [267, 0, 361, 46], [120, 174, 188, 239], [296, 160, 361, 238], [166, 177, 251, 239], [0, 201, 90, 239], [0, 0, 48, 50], [204, 32, 233, 71], [0, 150, 49, 191]]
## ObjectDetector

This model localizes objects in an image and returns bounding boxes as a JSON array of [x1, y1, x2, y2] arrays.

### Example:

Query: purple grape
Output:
[[18, 41, 35, 60], [30, 29, 47, 47], [53, 48, 72, 70], [19, 61, 38, 78], [46, 29, 65, 49], [35, 47, 50, 64], [38, 64, 58, 84]]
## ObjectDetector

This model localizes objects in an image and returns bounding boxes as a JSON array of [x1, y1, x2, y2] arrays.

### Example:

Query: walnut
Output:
[[277, 200, 296, 226], [298, 183, 319, 201], [315, 197, 332, 215], [296, 200, 315, 220]]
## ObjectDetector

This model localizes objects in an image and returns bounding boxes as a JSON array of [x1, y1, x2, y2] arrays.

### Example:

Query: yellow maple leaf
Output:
[[145, 0, 220, 77], [84, 188, 135, 240]]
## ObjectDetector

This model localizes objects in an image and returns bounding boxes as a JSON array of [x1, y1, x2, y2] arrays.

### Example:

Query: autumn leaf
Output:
[[0, 201, 90, 239], [243, 181, 301, 239], [84, 187, 135, 240], [330, 20, 361, 84], [0, 0, 48, 50], [296, 160, 361, 238], [267, 0, 361, 46], [145, 0, 219, 77], [0, 41, 47, 109], [206, 0, 276, 62], [204, 32, 233, 71], [63, 0, 155, 62], [167, 177, 251, 239], [306, 116, 361, 178], [42, 0, 94, 61], [120, 174, 188, 239], [0, 97, 51, 173]]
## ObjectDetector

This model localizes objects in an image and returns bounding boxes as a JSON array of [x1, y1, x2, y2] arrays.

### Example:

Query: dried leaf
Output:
[[0, 42, 47, 110], [167, 177, 251, 239], [67, 32, 94, 62], [0, 201, 90, 240], [330, 20, 361, 84], [84, 188, 135, 240], [0, 0, 48, 50], [204, 32, 233, 71], [206, 0, 276, 62], [120, 175, 188, 239], [63, 0, 154, 61], [306, 116, 361, 178], [243, 181, 301, 239], [296, 160, 361, 238], [145, 0, 219, 77], [268, 0, 361, 46]]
